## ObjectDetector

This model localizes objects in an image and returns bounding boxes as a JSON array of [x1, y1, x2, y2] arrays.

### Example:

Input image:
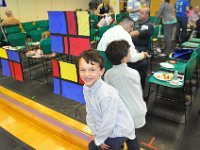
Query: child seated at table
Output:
[[26, 31, 51, 57]]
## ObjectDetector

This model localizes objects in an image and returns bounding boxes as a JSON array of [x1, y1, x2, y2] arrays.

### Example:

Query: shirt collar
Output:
[[113, 63, 127, 68], [137, 18, 151, 25]]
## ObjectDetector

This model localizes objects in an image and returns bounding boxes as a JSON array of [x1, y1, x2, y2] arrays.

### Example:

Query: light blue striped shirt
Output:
[[104, 63, 147, 128], [83, 78, 135, 146]]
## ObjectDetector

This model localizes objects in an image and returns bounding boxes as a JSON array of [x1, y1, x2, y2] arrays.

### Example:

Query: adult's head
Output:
[[5, 10, 13, 17], [119, 16, 134, 33], [139, 7, 150, 22]]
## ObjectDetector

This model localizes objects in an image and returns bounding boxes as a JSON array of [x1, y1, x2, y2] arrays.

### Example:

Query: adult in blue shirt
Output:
[[175, 0, 190, 44]]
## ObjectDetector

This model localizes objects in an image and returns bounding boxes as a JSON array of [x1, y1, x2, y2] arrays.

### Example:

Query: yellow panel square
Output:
[[76, 11, 90, 36], [0, 48, 8, 59], [59, 61, 78, 82]]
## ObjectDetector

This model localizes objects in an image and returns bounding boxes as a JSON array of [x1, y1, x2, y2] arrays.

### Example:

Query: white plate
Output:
[[32, 42, 40, 45], [170, 80, 183, 86], [11, 46, 21, 50], [2, 46, 11, 49], [160, 62, 174, 69], [154, 72, 173, 81]]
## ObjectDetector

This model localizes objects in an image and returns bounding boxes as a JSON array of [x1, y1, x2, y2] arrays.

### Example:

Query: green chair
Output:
[[29, 29, 45, 42], [181, 41, 200, 48], [28, 38, 53, 83], [90, 14, 99, 29], [4, 25, 21, 35], [40, 38, 52, 54], [147, 52, 197, 123], [7, 32, 26, 47], [99, 25, 111, 38], [22, 22, 38, 35], [116, 13, 128, 24], [36, 20, 49, 31], [96, 50, 112, 71]]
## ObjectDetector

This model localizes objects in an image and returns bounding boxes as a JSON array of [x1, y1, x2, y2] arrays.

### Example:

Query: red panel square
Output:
[[52, 59, 60, 78], [13, 62, 24, 81], [66, 11, 77, 35], [64, 37, 69, 55], [9, 61, 15, 78], [79, 77, 84, 85], [69, 37, 91, 56]]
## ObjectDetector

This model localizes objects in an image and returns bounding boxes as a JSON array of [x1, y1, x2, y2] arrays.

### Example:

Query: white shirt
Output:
[[127, 0, 141, 21], [104, 63, 147, 128], [97, 25, 144, 62], [83, 78, 136, 146]]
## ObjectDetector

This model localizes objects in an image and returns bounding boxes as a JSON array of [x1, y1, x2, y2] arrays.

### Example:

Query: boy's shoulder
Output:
[[107, 65, 139, 75], [100, 80, 119, 95]]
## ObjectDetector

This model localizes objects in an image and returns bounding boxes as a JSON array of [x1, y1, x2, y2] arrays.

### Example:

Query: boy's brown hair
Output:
[[78, 50, 104, 69]]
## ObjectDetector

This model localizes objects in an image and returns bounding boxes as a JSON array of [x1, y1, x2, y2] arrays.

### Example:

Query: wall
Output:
[[191, 0, 200, 8], [0, 0, 90, 22], [0, 0, 121, 23]]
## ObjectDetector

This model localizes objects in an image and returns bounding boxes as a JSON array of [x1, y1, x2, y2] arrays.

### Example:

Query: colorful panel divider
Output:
[[48, 11, 90, 104], [48, 11, 91, 56], [0, 47, 24, 81], [52, 59, 85, 104]]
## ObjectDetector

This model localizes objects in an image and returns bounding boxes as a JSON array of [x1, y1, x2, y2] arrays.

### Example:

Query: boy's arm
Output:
[[94, 96, 118, 146], [95, 4, 103, 16], [86, 106, 97, 135]]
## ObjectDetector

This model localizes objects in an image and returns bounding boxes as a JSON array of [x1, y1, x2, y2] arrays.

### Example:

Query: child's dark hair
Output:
[[78, 50, 104, 69], [105, 40, 130, 65]]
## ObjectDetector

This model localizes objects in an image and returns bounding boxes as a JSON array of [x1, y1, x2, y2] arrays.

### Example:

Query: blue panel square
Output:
[[48, 11, 67, 34], [7, 50, 20, 63], [54, 78, 61, 95], [50, 36, 64, 53], [61, 80, 85, 104], [1, 59, 11, 77]]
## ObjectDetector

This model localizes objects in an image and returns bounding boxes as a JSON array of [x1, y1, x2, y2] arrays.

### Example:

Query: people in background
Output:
[[95, 0, 115, 20], [188, 6, 199, 29], [97, 16, 148, 63], [129, 7, 153, 89], [78, 50, 137, 150], [105, 40, 147, 132], [88, 0, 98, 15], [26, 31, 51, 58], [127, 0, 142, 21], [97, 16, 149, 89], [131, 7, 153, 52], [175, 0, 190, 44], [0, 10, 20, 27], [156, 0, 177, 56]]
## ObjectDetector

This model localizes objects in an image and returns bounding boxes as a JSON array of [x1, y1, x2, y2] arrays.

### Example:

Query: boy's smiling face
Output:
[[79, 58, 105, 87]]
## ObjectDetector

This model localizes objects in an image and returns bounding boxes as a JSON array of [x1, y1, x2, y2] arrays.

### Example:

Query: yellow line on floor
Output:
[[0, 96, 86, 150], [0, 86, 91, 136]]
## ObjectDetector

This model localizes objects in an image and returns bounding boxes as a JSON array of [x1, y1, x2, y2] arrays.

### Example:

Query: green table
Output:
[[148, 71, 183, 88], [159, 61, 187, 74], [181, 41, 200, 48], [189, 38, 200, 43]]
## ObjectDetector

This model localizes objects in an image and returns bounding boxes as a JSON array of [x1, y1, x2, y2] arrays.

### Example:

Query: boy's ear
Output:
[[100, 68, 105, 76]]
